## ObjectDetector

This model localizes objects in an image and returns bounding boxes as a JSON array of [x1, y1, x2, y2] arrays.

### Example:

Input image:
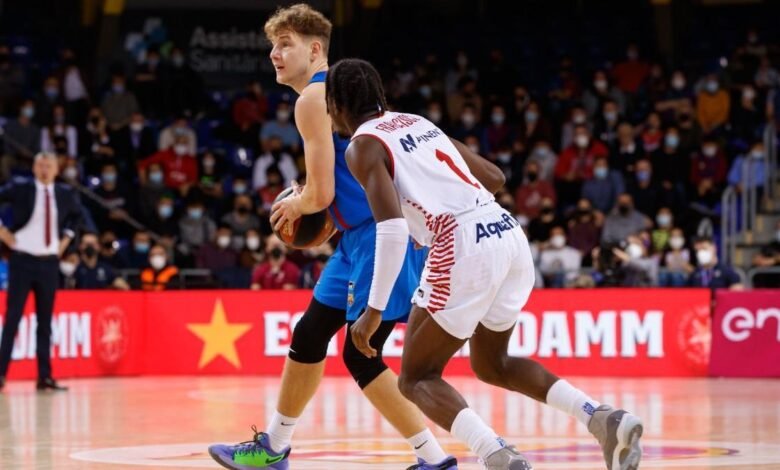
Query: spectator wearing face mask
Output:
[[179, 199, 216, 254], [515, 161, 556, 219], [73, 232, 129, 290], [483, 104, 511, 156], [258, 167, 285, 216], [158, 116, 197, 155], [147, 196, 179, 238], [424, 101, 450, 132], [141, 244, 180, 291], [119, 231, 154, 270], [450, 103, 483, 142], [1, 100, 41, 178], [251, 235, 300, 290], [133, 48, 165, 119], [610, 121, 644, 179], [59, 250, 80, 289], [696, 74, 730, 136], [101, 73, 140, 131], [166, 45, 204, 116], [583, 70, 627, 119], [98, 230, 123, 269], [527, 197, 562, 243], [260, 101, 301, 154], [659, 228, 692, 287], [40, 104, 77, 158], [731, 85, 764, 143], [566, 199, 602, 266], [555, 125, 609, 206], [594, 100, 622, 147], [651, 127, 688, 194], [90, 162, 136, 239], [238, 228, 264, 269], [112, 112, 157, 169], [754, 57, 780, 91], [655, 70, 694, 121], [602, 193, 652, 243], [628, 159, 664, 217], [611, 235, 658, 287], [444, 51, 479, 96], [81, 107, 116, 175], [222, 195, 261, 237], [559, 105, 592, 150], [727, 141, 767, 193], [751, 220, 780, 288], [231, 80, 269, 151], [300, 241, 334, 289], [195, 150, 225, 214], [690, 138, 727, 188], [514, 101, 552, 151], [581, 156, 625, 214], [447, 76, 483, 127], [688, 238, 742, 289], [138, 134, 198, 196], [651, 207, 675, 253], [640, 112, 664, 155], [525, 141, 558, 182], [197, 225, 239, 272], [539, 226, 582, 288], [138, 163, 169, 223]]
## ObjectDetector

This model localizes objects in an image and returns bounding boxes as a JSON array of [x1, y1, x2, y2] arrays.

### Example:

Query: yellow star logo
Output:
[[186, 299, 252, 369]]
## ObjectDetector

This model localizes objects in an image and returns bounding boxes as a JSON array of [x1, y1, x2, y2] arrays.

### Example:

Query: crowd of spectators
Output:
[[0, 26, 777, 290]]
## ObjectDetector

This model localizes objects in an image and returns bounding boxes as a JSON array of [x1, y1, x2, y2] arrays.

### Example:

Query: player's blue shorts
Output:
[[313, 219, 426, 322]]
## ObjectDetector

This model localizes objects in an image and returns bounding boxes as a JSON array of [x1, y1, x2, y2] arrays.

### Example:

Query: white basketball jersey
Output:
[[352, 111, 495, 246]]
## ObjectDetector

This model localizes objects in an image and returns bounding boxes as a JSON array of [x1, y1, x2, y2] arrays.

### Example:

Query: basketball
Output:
[[272, 186, 337, 249]]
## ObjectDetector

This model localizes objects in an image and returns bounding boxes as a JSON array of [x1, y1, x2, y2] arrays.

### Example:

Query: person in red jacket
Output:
[[137, 134, 198, 196], [555, 124, 609, 206]]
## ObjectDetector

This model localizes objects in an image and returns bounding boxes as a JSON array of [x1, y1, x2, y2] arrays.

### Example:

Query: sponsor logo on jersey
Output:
[[475, 214, 519, 243]]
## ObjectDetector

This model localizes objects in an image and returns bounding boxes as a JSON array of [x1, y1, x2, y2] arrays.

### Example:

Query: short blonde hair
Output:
[[264, 3, 332, 53]]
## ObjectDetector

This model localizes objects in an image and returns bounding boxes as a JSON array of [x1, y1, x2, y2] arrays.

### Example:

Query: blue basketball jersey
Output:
[[307, 71, 373, 230]]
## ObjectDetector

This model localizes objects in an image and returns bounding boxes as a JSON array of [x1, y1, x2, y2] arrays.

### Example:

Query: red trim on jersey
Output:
[[330, 203, 352, 230], [354, 134, 395, 179]]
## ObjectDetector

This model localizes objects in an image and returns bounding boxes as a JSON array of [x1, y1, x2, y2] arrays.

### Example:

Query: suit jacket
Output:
[[111, 126, 157, 169], [0, 177, 85, 239]]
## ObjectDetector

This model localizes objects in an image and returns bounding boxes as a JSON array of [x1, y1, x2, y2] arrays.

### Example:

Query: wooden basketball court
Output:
[[1, 376, 779, 469]]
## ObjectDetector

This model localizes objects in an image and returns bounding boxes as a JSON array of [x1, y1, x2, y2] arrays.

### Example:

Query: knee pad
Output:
[[288, 299, 346, 364], [343, 341, 388, 389]]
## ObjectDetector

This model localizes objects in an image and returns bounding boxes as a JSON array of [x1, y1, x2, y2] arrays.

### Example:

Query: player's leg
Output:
[[343, 317, 455, 469], [208, 249, 351, 470], [475, 237, 642, 470]]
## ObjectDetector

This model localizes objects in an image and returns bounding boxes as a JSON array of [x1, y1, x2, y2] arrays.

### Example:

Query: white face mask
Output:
[[428, 110, 442, 123], [669, 236, 685, 250], [130, 122, 144, 132], [468, 144, 480, 154], [575, 135, 590, 148], [572, 114, 587, 125], [174, 144, 188, 156], [150, 255, 166, 270], [672, 77, 686, 90], [217, 235, 231, 249], [277, 109, 291, 122], [594, 79, 608, 91], [550, 235, 566, 249], [63, 167, 78, 180], [627, 243, 644, 259], [59, 261, 77, 277], [702, 145, 717, 157], [696, 248, 714, 266], [461, 113, 476, 127], [246, 237, 261, 251]]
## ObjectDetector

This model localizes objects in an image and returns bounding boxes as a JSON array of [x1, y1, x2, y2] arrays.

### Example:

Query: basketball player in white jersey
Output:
[[326, 58, 644, 470]]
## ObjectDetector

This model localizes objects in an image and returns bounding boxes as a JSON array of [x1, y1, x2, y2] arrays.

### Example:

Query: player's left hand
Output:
[[350, 307, 383, 358], [271, 184, 303, 232]]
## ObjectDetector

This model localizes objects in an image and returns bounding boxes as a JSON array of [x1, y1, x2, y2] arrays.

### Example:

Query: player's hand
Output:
[[271, 193, 303, 233], [0, 227, 16, 249], [350, 307, 382, 358]]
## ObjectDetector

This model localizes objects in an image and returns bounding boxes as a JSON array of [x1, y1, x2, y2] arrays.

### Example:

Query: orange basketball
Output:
[[272, 186, 337, 249]]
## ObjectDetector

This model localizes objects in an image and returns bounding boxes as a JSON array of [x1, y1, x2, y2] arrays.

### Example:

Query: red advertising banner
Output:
[[710, 290, 780, 377], [1, 292, 145, 380], [1, 288, 711, 380]]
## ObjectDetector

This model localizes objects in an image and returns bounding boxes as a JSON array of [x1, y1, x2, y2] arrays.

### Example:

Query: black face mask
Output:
[[527, 172, 538, 182], [55, 146, 68, 154], [316, 254, 330, 263], [102, 241, 115, 250], [618, 204, 631, 215], [83, 246, 98, 258], [236, 206, 250, 215], [270, 247, 283, 259], [541, 207, 554, 216]]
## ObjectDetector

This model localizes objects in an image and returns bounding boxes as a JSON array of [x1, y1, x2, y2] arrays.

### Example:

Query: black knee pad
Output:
[[288, 299, 346, 364], [343, 319, 396, 389]]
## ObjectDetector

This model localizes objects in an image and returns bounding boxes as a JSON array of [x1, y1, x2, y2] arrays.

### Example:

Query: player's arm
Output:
[[345, 136, 408, 358], [449, 137, 506, 194], [270, 93, 335, 230]]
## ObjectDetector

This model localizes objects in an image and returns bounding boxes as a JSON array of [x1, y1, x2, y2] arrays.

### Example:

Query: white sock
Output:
[[266, 411, 298, 453], [450, 408, 505, 461], [408, 428, 448, 464], [546, 379, 601, 427]]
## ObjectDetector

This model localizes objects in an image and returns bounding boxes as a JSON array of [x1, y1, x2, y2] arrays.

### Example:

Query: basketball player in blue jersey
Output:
[[207, 5, 488, 470]]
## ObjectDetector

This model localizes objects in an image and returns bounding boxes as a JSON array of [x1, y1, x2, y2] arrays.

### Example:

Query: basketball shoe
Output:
[[588, 405, 643, 470], [482, 446, 533, 469], [406, 455, 458, 469], [208, 426, 290, 470]]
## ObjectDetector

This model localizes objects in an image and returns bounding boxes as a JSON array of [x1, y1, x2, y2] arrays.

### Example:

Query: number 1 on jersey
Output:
[[435, 149, 480, 189]]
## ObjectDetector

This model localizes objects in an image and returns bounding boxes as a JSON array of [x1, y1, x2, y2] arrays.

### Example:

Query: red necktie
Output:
[[44, 187, 51, 246]]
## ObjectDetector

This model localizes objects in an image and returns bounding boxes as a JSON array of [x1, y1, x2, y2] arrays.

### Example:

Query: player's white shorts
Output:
[[412, 202, 535, 340]]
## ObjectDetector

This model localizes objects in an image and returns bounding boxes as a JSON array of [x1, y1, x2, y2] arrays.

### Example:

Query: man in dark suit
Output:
[[0, 152, 85, 391], [110, 112, 156, 174]]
